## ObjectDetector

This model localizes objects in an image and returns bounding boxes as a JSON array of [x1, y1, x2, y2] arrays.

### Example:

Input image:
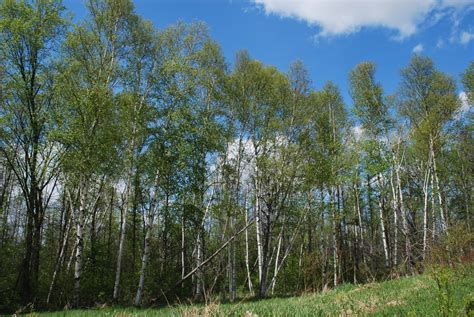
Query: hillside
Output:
[[33, 264, 474, 316]]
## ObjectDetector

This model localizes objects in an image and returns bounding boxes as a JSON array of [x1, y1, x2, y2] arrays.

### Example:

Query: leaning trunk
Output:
[[47, 207, 73, 304]]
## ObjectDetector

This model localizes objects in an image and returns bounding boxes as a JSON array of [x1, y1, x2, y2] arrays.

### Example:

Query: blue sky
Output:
[[63, 0, 473, 106]]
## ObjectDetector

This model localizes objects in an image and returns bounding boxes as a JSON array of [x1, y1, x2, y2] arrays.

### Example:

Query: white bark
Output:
[[134, 173, 160, 306], [422, 163, 431, 259], [431, 173, 437, 240], [377, 174, 390, 269], [254, 164, 263, 284], [244, 194, 254, 294], [181, 213, 186, 286], [389, 170, 398, 267], [73, 181, 87, 306], [195, 223, 204, 299], [270, 224, 283, 294], [174, 218, 255, 290], [228, 226, 236, 301], [113, 167, 134, 301], [354, 182, 365, 265], [194, 187, 214, 299], [133, 205, 155, 306], [330, 188, 338, 287], [269, 209, 307, 294], [429, 135, 447, 232], [395, 158, 412, 273], [47, 206, 73, 304]]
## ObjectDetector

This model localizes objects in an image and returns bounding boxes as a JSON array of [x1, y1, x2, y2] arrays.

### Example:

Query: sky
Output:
[[63, 0, 474, 107]]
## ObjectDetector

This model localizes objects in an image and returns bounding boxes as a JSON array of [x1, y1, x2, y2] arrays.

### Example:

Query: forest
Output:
[[0, 0, 472, 313]]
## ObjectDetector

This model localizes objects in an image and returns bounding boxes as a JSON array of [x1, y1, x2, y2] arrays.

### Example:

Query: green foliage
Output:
[[34, 264, 474, 316], [0, 0, 472, 313], [400, 55, 459, 140], [0, 0, 65, 50], [429, 224, 474, 267], [462, 61, 474, 105], [349, 62, 388, 136], [431, 266, 456, 316]]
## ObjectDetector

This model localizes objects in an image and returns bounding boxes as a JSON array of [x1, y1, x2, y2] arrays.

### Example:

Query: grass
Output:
[[21, 264, 474, 316]]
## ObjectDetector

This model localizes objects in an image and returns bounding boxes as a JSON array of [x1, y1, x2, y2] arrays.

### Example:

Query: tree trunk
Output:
[[47, 204, 73, 304], [255, 170, 263, 285], [19, 205, 34, 304], [113, 172, 133, 301], [330, 187, 338, 287], [258, 215, 271, 298], [134, 202, 155, 306], [389, 170, 398, 267], [194, 187, 214, 300], [270, 224, 283, 295], [422, 165, 431, 260], [73, 180, 88, 307], [367, 175, 375, 258], [430, 140, 447, 232], [395, 161, 413, 274], [431, 173, 437, 240], [228, 214, 236, 302], [181, 212, 186, 289], [354, 181, 365, 265], [377, 174, 390, 269], [244, 194, 254, 295]]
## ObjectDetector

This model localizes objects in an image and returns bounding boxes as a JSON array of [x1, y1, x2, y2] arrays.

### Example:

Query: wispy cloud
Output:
[[352, 125, 364, 141], [413, 43, 424, 53], [455, 91, 472, 120], [436, 38, 445, 48], [460, 31, 474, 44]]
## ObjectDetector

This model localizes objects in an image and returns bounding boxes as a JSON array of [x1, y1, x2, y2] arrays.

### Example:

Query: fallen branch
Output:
[[160, 218, 255, 298]]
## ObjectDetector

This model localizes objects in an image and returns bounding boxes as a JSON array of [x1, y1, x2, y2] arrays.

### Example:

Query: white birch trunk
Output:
[[228, 214, 236, 301], [113, 176, 132, 300], [377, 175, 390, 269], [431, 173, 437, 240], [47, 207, 73, 304], [389, 170, 398, 267], [422, 164, 431, 259], [73, 181, 87, 306], [244, 194, 254, 294], [330, 188, 338, 287], [181, 213, 186, 286], [255, 166, 263, 284], [429, 135, 447, 232], [194, 187, 214, 299], [354, 182, 365, 265], [395, 160, 412, 274], [270, 226, 283, 294], [133, 204, 155, 306]]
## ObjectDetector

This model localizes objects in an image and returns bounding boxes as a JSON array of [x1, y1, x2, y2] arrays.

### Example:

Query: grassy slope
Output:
[[31, 264, 474, 316]]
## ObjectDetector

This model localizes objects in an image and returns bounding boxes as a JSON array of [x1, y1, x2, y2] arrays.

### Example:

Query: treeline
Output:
[[0, 0, 472, 312]]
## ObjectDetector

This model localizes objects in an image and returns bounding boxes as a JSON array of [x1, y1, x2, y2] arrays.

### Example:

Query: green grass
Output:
[[26, 264, 474, 316]]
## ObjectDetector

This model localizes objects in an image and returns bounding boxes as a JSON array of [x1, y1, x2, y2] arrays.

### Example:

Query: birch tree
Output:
[[0, 0, 66, 303], [400, 56, 460, 238]]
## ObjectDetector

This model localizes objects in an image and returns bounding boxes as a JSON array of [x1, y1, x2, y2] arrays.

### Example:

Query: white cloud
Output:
[[251, 0, 474, 38], [460, 31, 474, 44], [456, 91, 472, 119], [352, 125, 364, 141], [413, 43, 424, 53], [436, 38, 445, 48]]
